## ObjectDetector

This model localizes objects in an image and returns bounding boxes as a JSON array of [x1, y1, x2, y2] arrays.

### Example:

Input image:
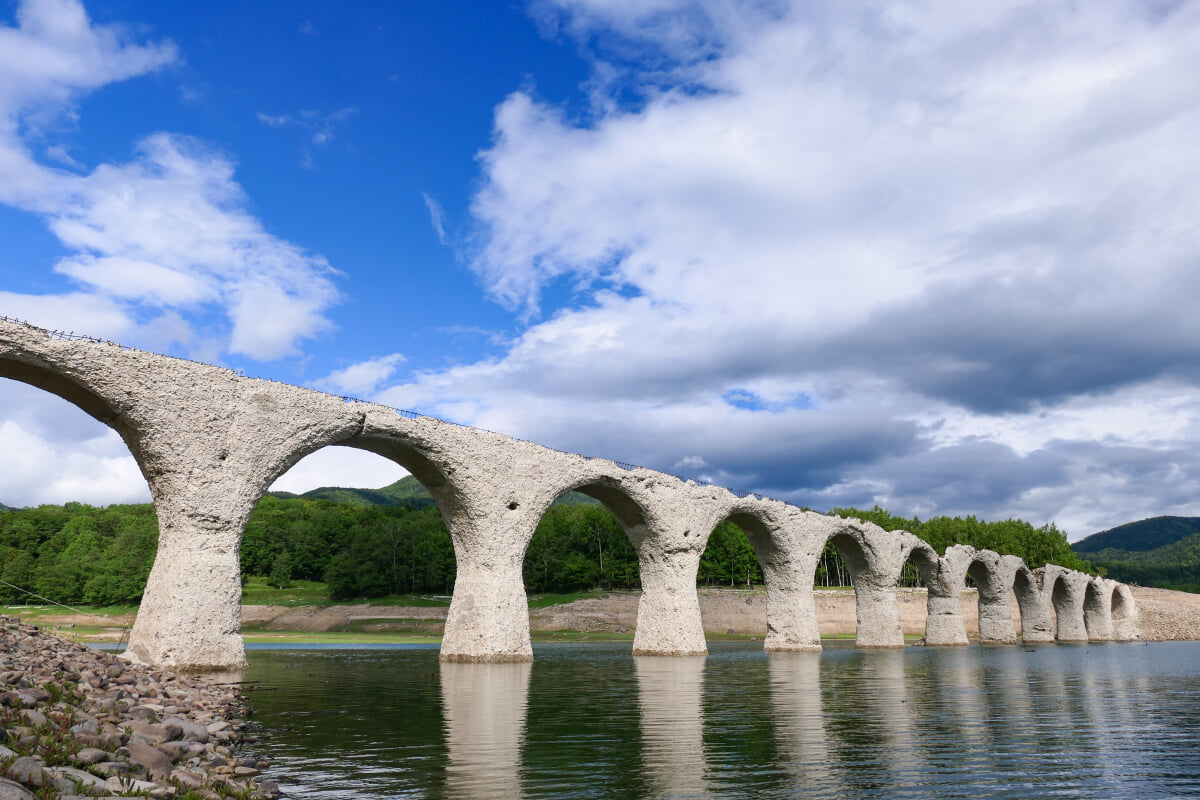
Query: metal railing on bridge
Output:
[[0, 314, 804, 511]]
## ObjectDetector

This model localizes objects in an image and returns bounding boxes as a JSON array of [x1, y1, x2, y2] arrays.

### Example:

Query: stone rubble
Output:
[[0, 616, 280, 799]]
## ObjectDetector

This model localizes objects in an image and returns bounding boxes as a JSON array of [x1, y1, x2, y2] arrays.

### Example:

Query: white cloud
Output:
[[268, 446, 410, 495], [422, 192, 448, 245], [313, 354, 407, 397], [254, 106, 357, 167], [379, 0, 1200, 535], [0, 383, 150, 507], [0, 0, 341, 361]]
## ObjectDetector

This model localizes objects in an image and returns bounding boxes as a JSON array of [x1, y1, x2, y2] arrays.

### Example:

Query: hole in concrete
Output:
[[507, 501, 520, 510]]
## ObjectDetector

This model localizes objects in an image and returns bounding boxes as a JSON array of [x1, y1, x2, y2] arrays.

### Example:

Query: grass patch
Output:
[[3, 603, 137, 620], [527, 590, 610, 609], [240, 577, 330, 605], [240, 576, 452, 607], [243, 630, 441, 645], [342, 594, 451, 607], [531, 630, 635, 642]]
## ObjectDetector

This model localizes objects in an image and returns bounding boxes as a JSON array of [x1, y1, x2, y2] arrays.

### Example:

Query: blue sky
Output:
[[3, 0, 1200, 538]]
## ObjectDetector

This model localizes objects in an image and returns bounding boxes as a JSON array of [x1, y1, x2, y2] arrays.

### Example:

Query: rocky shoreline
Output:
[[0, 616, 273, 800]]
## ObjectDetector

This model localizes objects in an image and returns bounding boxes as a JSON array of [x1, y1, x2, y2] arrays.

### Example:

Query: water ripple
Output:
[[244, 641, 1200, 799]]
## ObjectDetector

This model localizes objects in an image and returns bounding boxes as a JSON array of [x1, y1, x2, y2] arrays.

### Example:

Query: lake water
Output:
[[242, 641, 1200, 799]]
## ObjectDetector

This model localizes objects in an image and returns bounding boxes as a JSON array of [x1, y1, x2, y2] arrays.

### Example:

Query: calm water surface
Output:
[[242, 641, 1200, 799]]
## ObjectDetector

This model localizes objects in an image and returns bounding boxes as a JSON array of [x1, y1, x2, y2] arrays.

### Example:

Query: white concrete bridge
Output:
[[0, 318, 1139, 670]]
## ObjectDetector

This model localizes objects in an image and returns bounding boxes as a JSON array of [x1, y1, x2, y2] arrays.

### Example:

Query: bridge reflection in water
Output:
[[242, 643, 1200, 799], [635, 655, 710, 798], [440, 661, 531, 800]]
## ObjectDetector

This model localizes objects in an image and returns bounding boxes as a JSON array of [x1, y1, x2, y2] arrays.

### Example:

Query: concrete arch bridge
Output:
[[0, 319, 1139, 670]]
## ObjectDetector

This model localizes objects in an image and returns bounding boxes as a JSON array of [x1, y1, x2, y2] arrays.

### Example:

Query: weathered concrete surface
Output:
[[1007, 557, 1055, 643], [914, 545, 1063, 646], [0, 318, 1141, 668], [1084, 577, 1141, 642], [925, 545, 975, 647], [1040, 566, 1091, 642]]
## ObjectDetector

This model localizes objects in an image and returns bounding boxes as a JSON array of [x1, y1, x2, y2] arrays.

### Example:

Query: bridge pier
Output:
[[852, 577, 907, 648], [629, 515, 707, 656], [731, 510, 835, 653], [632, 546, 707, 656], [124, 492, 252, 671], [975, 556, 1019, 645], [1084, 578, 1117, 642], [761, 578, 823, 652], [925, 588, 969, 646], [924, 545, 972, 647], [1042, 568, 1089, 642], [850, 529, 937, 649], [441, 516, 534, 663]]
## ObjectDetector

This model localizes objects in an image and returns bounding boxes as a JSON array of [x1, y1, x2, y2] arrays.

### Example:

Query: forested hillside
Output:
[[269, 476, 595, 510], [1073, 516, 1200, 554], [0, 483, 1091, 605], [1073, 516, 1200, 592]]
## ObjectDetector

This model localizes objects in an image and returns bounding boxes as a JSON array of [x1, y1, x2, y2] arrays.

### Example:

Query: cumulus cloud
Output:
[[0, 382, 150, 506], [268, 446, 410, 495], [0, 0, 341, 360], [377, 0, 1200, 536], [313, 354, 407, 397]]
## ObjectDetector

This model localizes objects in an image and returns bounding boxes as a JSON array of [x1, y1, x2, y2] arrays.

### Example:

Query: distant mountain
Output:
[[1073, 516, 1200, 592], [270, 476, 436, 509], [1074, 516, 1200, 554], [270, 475, 598, 510]]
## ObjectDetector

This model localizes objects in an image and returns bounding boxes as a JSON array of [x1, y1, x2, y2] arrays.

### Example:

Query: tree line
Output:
[[0, 495, 1092, 605]]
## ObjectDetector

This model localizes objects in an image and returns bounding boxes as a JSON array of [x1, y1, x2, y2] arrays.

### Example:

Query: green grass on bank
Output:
[[240, 576, 615, 608], [240, 576, 452, 606], [242, 631, 443, 645], [527, 589, 615, 608]]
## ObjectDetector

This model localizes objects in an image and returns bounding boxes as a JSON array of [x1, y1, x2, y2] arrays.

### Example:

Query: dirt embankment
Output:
[[237, 585, 1200, 641]]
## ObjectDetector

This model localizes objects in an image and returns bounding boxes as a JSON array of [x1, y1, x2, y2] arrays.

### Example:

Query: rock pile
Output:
[[0, 615, 277, 799]]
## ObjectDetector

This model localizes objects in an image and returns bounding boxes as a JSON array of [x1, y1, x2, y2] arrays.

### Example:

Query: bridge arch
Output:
[[0, 377, 157, 612], [0, 320, 1144, 667], [1010, 561, 1054, 643], [521, 475, 651, 595], [1044, 568, 1089, 642], [811, 520, 936, 648], [0, 356, 131, 438], [1111, 583, 1139, 641], [694, 506, 788, 651], [962, 554, 1014, 644]]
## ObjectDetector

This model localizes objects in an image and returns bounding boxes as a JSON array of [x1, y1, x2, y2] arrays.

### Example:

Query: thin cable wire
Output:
[[0, 576, 124, 624]]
